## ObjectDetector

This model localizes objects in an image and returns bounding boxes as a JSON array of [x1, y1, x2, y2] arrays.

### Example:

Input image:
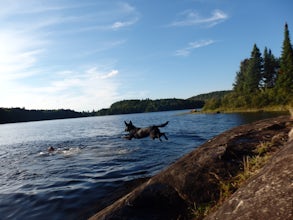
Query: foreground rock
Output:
[[204, 138, 293, 220], [90, 115, 292, 220]]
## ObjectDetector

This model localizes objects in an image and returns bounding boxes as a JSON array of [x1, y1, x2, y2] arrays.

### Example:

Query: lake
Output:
[[0, 110, 286, 219]]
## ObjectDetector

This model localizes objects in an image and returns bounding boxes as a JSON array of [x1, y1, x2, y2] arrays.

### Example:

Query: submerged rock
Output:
[[89, 115, 292, 220]]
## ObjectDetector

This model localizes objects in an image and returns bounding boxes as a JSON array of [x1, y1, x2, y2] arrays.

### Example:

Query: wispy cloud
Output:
[[0, 29, 47, 80], [175, 40, 215, 56], [81, 2, 140, 31], [169, 9, 228, 27], [100, 70, 119, 79], [42, 67, 120, 111], [1, 66, 121, 111], [0, 0, 77, 17], [110, 17, 139, 30], [76, 39, 126, 58], [0, 0, 139, 110]]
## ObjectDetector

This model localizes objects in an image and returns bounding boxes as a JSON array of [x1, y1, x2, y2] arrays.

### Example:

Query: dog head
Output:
[[48, 146, 55, 153], [124, 121, 135, 132]]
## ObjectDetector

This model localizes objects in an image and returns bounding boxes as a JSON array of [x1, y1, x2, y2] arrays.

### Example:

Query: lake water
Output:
[[0, 110, 286, 220]]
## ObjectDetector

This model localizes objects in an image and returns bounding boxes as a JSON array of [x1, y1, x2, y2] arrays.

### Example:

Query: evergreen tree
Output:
[[233, 59, 249, 93], [203, 23, 292, 111], [243, 44, 263, 93], [262, 47, 279, 89], [275, 23, 293, 104]]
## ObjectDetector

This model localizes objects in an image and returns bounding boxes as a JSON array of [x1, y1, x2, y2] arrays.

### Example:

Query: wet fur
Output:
[[124, 121, 169, 141]]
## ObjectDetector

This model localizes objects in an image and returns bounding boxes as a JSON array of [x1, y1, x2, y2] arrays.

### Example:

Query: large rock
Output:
[[204, 139, 293, 220], [89, 115, 292, 220]]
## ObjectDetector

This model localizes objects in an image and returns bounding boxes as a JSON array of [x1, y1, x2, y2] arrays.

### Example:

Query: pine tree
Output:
[[233, 59, 249, 93], [275, 23, 293, 104], [262, 47, 279, 89], [243, 44, 263, 93]]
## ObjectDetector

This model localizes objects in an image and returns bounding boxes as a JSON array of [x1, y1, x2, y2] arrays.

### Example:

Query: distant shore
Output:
[[191, 105, 290, 114]]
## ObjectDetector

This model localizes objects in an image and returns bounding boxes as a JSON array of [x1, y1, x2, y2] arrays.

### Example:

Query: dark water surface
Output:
[[0, 110, 286, 219]]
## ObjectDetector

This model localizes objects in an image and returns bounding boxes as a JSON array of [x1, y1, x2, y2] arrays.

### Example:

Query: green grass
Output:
[[189, 202, 214, 219]]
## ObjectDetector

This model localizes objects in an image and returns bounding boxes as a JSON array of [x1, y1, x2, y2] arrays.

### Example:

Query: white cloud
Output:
[[0, 0, 138, 111], [40, 67, 120, 110], [110, 16, 139, 30], [0, 66, 121, 111], [83, 15, 139, 32], [76, 40, 126, 58], [170, 9, 228, 27], [101, 70, 119, 79], [85, 67, 118, 79], [189, 40, 215, 48], [175, 39, 215, 56], [68, 2, 139, 32], [0, 30, 47, 80]]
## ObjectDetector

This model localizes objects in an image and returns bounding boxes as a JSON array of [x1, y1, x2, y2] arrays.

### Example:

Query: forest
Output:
[[0, 99, 204, 124], [0, 108, 88, 124], [203, 23, 293, 111], [189, 90, 231, 101], [95, 98, 204, 116]]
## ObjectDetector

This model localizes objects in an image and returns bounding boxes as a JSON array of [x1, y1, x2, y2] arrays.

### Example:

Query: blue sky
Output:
[[0, 0, 292, 111]]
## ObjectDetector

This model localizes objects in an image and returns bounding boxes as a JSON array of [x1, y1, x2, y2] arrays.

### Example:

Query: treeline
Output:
[[204, 23, 293, 110], [0, 98, 204, 124], [189, 90, 232, 101], [96, 98, 204, 115], [0, 108, 89, 124]]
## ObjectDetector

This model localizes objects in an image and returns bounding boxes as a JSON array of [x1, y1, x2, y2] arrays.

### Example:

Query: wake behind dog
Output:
[[124, 121, 169, 141]]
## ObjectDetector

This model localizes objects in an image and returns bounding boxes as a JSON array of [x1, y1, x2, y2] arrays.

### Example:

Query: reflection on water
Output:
[[0, 110, 287, 219]]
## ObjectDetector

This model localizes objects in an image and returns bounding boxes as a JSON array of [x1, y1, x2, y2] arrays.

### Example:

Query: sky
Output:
[[0, 0, 292, 111]]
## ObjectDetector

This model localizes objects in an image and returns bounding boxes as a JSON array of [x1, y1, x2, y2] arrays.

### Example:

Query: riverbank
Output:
[[89, 115, 292, 219], [190, 105, 291, 114]]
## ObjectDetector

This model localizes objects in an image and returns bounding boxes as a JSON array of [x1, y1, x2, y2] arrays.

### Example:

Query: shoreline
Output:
[[191, 105, 291, 114], [189, 106, 290, 115], [89, 115, 292, 220]]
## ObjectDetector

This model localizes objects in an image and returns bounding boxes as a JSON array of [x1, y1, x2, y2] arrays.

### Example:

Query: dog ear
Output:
[[124, 121, 128, 125], [129, 120, 133, 125]]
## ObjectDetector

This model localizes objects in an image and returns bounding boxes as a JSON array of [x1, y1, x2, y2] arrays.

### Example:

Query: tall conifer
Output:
[[275, 23, 293, 103], [233, 59, 249, 93], [244, 44, 263, 93], [262, 47, 278, 89]]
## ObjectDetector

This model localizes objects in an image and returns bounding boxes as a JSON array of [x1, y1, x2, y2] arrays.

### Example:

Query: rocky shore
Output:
[[89, 115, 292, 220]]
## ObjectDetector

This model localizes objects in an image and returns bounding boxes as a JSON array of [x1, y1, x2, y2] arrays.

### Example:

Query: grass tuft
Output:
[[189, 202, 213, 219], [190, 140, 274, 219]]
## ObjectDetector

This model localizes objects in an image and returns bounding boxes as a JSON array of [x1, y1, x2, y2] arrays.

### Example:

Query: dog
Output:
[[124, 121, 169, 141], [48, 146, 55, 153]]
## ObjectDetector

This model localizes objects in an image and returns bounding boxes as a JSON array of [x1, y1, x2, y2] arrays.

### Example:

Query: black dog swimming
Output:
[[124, 121, 169, 141], [48, 146, 55, 153]]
